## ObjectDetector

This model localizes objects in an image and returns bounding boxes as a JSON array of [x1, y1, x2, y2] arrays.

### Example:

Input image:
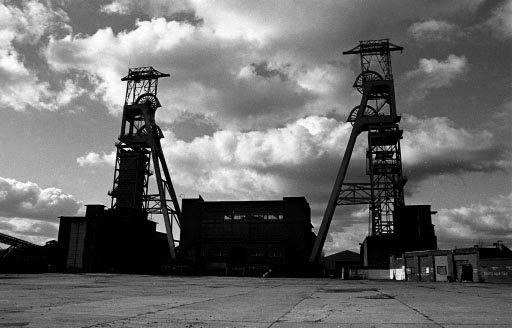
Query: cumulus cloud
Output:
[[404, 54, 467, 101], [0, 218, 59, 245], [78, 113, 507, 201], [434, 193, 512, 249], [408, 20, 462, 41], [158, 116, 356, 199], [161, 114, 505, 199], [401, 115, 508, 185], [77, 150, 116, 167], [0, 1, 86, 111], [0, 0, 69, 45], [45, 1, 492, 128], [0, 176, 82, 245], [45, 16, 349, 129], [0, 177, 82, 221]]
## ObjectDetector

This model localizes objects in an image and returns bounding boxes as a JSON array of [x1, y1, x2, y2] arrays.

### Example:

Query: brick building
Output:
[[179, 196, 315, 276]]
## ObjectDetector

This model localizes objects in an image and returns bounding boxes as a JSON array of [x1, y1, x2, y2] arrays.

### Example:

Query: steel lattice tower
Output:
[[310, 39, 406, 262], [109, 66, 182, 258]]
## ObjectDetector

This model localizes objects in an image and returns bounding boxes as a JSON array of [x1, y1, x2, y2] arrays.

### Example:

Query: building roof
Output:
[[323, 250, 360, 262]]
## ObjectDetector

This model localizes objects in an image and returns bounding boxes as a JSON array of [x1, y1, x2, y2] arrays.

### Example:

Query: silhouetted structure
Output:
[[0, 232, 49, 272], [310, 39, 437, 268], [58, 205, 169, 272], [58, 67, 180, 272], [111, 67, 181, 257], [180, 196, 316, 276]]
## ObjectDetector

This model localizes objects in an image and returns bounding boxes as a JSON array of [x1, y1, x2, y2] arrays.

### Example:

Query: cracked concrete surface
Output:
[[0, 274, 510, 327]]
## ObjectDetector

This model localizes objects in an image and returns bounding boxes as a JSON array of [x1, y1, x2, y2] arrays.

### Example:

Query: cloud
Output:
[[434, 193, 512, 249], [408, 19, 462, 41], [160, 115, 356, 200], [77, 150, 116, 167], [0, 0, 70, 45], [404, 54, 467, 101], [0, 218, 59, 245], [0, 177, 82, 221], [78, 113, 507, 203], [0, 1, 86, 111], [45, 16, 349, 129], [401, 115, 508, 185], [325, 223, 368, 255], [101, 0, 194, 18], [45, 1, 492, 128], [485, 0, 512, 38], [0, 176, 82, 245]]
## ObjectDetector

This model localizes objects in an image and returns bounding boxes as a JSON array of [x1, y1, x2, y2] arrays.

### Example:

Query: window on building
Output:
[[224, 209, 284, 221], [406, 267, 415, 274], [436, 266, 447, 275], [269, 251, 282, 258], [250, 251, 264, 257], [267, 213, 283, 220]]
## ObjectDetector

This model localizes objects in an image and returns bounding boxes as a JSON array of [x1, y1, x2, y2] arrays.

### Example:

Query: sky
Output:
[[0, 0, 510, 255]]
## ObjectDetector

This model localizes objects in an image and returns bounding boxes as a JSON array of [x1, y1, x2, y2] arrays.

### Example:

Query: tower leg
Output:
[[309, 128, 359, 262], [151, 150, 177, 258], [142, 108, 178, 258], [309, 87, 372, 262]]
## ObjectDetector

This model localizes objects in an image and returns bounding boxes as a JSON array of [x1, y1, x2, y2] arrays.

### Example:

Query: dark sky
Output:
[[0, 0, 510, 254]]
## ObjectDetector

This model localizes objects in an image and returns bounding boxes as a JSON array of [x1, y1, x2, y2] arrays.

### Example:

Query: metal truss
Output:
[[337, 183, 372, 205], [110, 67, 181, 258], [0, 232, 38, 248], [310, 39, 405, 262]]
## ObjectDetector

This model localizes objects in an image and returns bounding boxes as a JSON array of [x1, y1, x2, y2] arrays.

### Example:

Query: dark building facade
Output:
[[58, 205, 169, 273], [360, 205, 438, 269], [180, 196, 315, 276]]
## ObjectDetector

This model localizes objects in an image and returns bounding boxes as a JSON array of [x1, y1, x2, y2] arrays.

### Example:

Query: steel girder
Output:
[[110, 67, 181, 258], [310, 40, 405, 262]]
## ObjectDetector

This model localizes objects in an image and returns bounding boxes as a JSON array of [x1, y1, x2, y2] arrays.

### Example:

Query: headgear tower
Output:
[[109, 66, 182, 258]]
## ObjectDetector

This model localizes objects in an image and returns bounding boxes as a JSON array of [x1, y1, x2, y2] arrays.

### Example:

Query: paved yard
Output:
[[0, 274, 511, 327]]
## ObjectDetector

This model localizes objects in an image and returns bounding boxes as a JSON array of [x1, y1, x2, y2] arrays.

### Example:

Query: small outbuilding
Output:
[[396, 243, 512, 283], [322, 250, 360, 278]]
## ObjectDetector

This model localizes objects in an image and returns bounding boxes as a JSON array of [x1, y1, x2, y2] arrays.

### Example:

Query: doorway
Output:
[[461, 264, 473, 282]]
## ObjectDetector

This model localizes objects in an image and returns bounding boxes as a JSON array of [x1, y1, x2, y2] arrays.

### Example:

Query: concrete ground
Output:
[[0, 274, 511, 327]]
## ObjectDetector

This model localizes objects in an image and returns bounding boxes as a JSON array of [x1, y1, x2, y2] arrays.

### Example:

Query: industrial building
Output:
[[58, 205, 169, 273], [360, 205, 438, 271], [390, 243, 512, 283], [179, 196, 315, 276]]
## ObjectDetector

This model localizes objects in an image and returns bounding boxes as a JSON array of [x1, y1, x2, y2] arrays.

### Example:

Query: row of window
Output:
[[406, 266, 447, 275], [201, 250, 282, 258], [223, 212, 284, 221]]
